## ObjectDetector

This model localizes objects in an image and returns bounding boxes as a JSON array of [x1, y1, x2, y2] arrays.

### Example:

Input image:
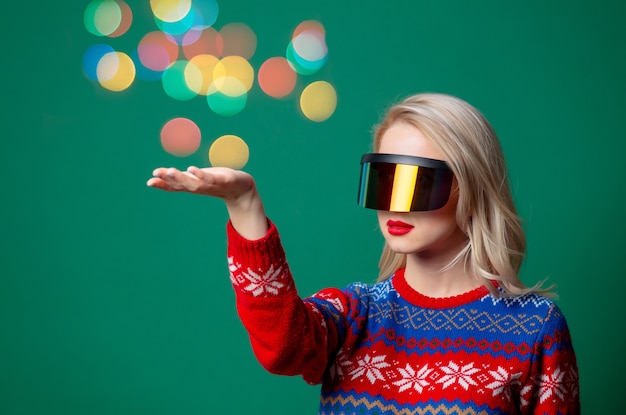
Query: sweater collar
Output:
[[391, 268, 490, 309]]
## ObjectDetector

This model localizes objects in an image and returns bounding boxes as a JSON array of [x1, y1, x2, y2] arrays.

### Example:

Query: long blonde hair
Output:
[[374, 93, 553, 297]]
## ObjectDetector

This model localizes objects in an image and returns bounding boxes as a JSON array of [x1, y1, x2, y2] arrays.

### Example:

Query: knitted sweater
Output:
[[227, 221, 580, 415]]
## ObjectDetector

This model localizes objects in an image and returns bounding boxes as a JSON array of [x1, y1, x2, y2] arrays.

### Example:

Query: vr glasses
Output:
[[358, 153, 454, 212]]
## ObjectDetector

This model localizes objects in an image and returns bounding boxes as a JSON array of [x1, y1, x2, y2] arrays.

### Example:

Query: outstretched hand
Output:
[[147, 166, 268, 239], [147, 166, 255, 202]]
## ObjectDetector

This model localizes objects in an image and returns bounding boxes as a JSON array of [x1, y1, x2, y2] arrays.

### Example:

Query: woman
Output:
[[147, 93, 580, 414]]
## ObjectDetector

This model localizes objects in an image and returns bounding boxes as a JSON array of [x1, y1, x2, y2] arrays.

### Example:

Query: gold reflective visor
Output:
[[357, 153, 454, 212]]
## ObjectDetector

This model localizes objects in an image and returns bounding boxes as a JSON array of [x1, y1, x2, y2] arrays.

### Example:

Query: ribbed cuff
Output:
[[226, 219, 295, 297], [226, 219, 286, 268]]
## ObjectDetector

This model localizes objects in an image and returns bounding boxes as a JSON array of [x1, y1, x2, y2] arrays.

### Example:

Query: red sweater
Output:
[[227, 220, 580, 414]]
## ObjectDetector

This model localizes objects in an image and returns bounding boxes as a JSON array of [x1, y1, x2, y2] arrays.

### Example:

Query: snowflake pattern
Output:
[[538, 366, 567, 403], [228, 256, 287, 297], [436, 361, 481, 390], [329, 348, 353, 381], [348, 354, 390, 384], [519, 384, 533, 408], [393, 363, 433, 393], [485, 366, 522, 401], [338, 354, 574, 408], [338, 354, 573, 406]]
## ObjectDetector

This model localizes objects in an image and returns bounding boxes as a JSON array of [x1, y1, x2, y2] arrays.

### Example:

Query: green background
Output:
[[2, 0, 624, 413]]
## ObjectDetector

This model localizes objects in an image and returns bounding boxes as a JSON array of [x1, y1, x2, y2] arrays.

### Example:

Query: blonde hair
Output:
[[373, 93, 553, 297]]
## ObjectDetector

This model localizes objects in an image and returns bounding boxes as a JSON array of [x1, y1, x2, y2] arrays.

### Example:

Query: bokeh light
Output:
[[213, 56, 254, 94], [152, 0, 219, 37], [96, 52, 120, 82], [293, 19, 325, 39], [84, 0, 132, 38], [258, 57, 297, 98], [286, 43, 318, 76], [160, 117, 201, 157], [287, 20, 327, 75], [131, 49, 163, 82], [174, 27, 203, 47], [162, 60, 197, 100], [191, 0, 219, 29], [108, 1, 132, 37], [209, 135, 249, 169], [150, 0, 192, 23], [300, 81, 337, 122], [182, 27, 220, 58], [97, 51, 136, 91], [218, 22, 257, 59], [154, 7, 196, 35], [82, 3, 338, 161], [82, 43, 115, 81], [185, 54, 219, 95], [137, 31, 179, 72], [84, 0, 121, 36], [293, 30, 326, 62], [207, 88, 247, 116]]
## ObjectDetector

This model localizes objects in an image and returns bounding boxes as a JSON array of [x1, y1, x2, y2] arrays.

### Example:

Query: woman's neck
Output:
[[403, 240, 481, 299]]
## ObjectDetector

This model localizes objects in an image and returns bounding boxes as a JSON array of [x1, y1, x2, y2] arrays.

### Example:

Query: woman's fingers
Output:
[[149, 167, 214, 193], [148, 166, 250, 199], [146, 177, 168, 189], [163, 168, 205, 191], [151, 167, 168, 179], [146, 167, 189, 192], [186, 166, 203, 178]]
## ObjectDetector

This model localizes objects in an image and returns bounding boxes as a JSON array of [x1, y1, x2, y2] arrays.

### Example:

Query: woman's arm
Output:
[[147, 165, 349, 383], [521, 303, 580, 414], [147, 166, 268, 239]]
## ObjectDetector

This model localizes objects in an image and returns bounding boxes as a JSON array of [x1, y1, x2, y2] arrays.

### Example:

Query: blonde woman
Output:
[[148, 93, 580, 414]]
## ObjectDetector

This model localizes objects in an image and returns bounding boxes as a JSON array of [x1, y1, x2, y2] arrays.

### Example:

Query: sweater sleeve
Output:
[[520, 303, 580, 415], [226, 219, 353, 385]]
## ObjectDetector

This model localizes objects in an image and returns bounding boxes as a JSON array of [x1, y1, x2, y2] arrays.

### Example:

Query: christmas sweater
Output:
[[227, 220, 580, 415]]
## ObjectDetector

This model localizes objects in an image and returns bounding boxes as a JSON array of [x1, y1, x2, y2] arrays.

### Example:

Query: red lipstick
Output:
[[387, 220, 414, 236]]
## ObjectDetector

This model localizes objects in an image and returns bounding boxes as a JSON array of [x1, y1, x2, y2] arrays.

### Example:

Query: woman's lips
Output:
[[387, 220, 414, 235]]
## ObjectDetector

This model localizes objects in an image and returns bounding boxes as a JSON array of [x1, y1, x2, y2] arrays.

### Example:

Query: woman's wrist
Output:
[[225, 188, 268, 240]]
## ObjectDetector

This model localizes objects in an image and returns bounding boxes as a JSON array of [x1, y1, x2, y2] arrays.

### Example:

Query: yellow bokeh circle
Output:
[[150, 0, 191, 23], [185, 54, 219, 95], [300, 81, 337, 122], [208, 76, 247, 98], [97, 51, 135, 91], [213, 56, 254, 95], [208, 135, 249, 169]]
